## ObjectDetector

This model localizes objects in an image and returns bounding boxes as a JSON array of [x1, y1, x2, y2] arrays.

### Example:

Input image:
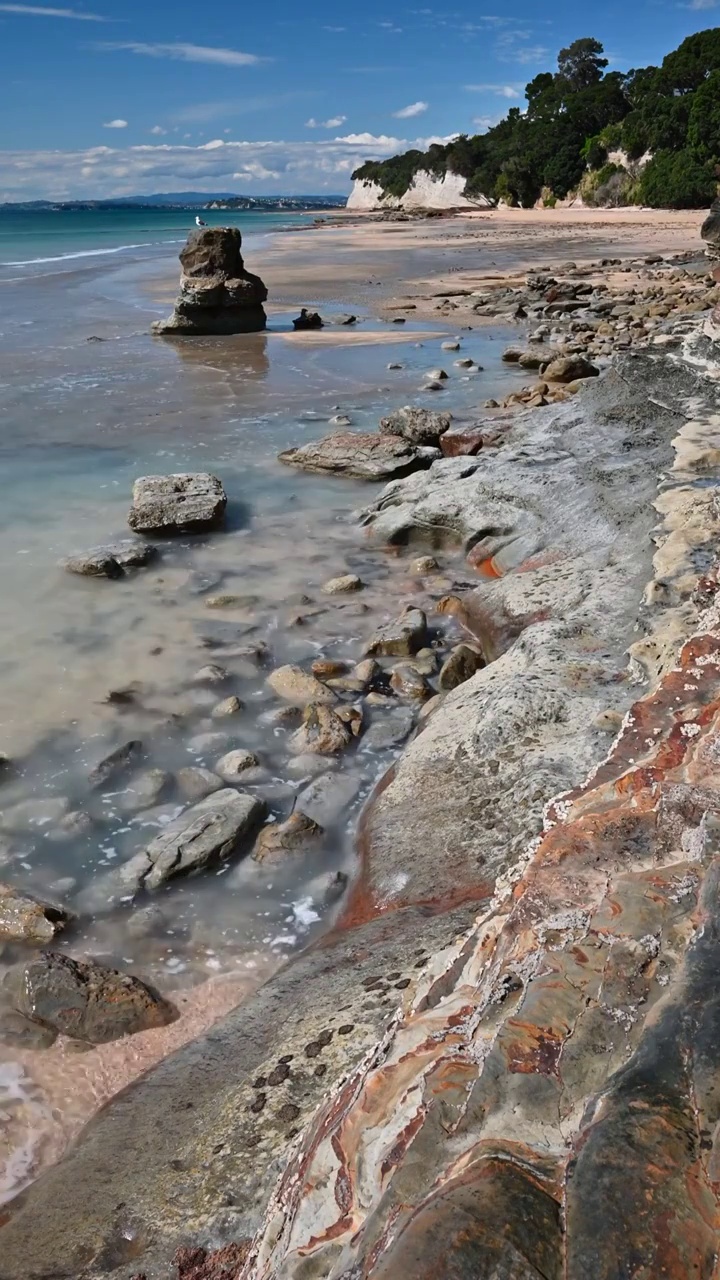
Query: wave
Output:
[[1, 238, 186, 267]]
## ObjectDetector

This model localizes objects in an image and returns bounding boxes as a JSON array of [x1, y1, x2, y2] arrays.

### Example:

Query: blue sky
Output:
[[0, 0, 717, 199]]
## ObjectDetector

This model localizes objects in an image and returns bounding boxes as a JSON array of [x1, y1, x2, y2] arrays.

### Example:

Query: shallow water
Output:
[[0, 231, 529, 1198]]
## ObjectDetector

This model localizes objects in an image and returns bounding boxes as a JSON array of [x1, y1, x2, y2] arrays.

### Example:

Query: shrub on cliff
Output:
[[639, 150, 717, 208]]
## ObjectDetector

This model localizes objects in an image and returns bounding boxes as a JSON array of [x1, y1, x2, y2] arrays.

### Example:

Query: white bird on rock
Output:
[[195, 216, 207, 227]]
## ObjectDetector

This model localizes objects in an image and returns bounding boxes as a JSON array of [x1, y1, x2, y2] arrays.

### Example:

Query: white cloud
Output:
[[103, 118, 128, 129], [472, 115, 502, 131], [465, 83, 522, 99], [149, 125, 166, 135], [683, 0, 718, 7], [98, 42, 264, 67], [0, 3, 106, 15], [393, 101, 428, 119], [0, 135, 431, 201], [306, 115, 347, 129]]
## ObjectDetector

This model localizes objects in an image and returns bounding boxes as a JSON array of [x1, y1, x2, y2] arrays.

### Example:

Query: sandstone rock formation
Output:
[[152, 226, 267, 336]]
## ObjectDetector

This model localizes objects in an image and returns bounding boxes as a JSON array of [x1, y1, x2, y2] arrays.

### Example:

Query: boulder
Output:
[[365, 608, 428, 657], [128, 473, 227, 535], [389, 663, 432, 701], [61, 541, 157, 580], [379, 406, 452, 447], [364, 707, 415, 750], [116, 769, 170, 814], [0, 883, 71, 944], [701, 197, 720, 261], [290, 704, 353, 756], [1, 952, 177, 1045], [252, 811, 324, 863], [278, 433, 433, 481], [214, 750, 260, 782], [544, 355, 599, 383], [152, 227, 267, 336], [141, 789, 266, 890]]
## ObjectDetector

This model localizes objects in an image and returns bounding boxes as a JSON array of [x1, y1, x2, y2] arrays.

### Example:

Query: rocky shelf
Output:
[[3, 236, 720, 1279]]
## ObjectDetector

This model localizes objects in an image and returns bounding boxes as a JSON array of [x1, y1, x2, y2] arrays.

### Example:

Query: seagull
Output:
[[195, 215, 207, 227]]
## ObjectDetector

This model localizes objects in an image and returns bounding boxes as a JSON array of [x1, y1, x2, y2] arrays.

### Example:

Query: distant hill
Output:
[[0, 192, 347, 211]]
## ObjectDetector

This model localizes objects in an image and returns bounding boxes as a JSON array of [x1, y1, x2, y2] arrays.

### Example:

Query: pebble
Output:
[[193, 664, 229, 685], [321, 574, 363, 595], [214, 750, 260, 782], [211, 695, 244, 718]]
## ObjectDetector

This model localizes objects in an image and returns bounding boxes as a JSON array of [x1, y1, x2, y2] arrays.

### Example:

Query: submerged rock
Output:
[[152, 226, 267, 336], [128, 473, 227, 536], [88, 739, 142, 788], [322, 573, 364, 594], [214, 749, 260, 782], [61, 540, 157, 580], [176, 766, 224, 802], [1, 952, 177, 1044], [0, 883, 71, 943], [278, 432, 434, 481], [0, 795, 70, 831], [297, 770, 363, 825]]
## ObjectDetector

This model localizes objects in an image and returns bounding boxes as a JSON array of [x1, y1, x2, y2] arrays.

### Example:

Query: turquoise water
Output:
[[0, 207, 306, 271]]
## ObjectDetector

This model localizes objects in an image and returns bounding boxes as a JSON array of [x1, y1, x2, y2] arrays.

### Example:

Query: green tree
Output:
[[687, 68, 720, 159], [557, 37, 608, 91], [640, 150, 717, 207]]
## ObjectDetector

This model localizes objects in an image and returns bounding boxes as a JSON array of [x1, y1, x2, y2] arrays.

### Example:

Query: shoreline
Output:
[[1, 209, 719, 1275]]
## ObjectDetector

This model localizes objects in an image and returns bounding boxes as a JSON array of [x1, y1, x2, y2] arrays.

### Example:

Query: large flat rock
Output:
[[128, 473, 227, 535], [278, 432, 435, 481], [142, 788, 266, 889]]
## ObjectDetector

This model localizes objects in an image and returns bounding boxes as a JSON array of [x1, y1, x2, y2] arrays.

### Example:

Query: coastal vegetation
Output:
[[353, 29, 720, 209]]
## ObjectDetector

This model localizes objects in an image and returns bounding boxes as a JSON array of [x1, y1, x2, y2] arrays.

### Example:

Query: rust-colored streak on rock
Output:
[[248, 599, 720, 1278]]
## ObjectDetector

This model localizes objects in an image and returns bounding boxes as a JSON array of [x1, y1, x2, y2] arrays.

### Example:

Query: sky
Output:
[[0, 0, 717, 200]]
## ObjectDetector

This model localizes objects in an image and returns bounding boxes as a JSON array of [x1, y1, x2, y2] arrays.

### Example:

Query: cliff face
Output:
[[346, 170, 493, 211]]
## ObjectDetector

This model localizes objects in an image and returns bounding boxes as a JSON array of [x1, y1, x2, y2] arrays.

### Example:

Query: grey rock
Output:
[[128, 473, 227, 535], [252, 811, 324, 863], [0, 882, 71, 943], [142, 789, 266, 889], [46, 809, 94, 842], [321, 573, 363, 595], [278, 432, 431, 481], [379, 406, 452, 447], [363, 707, 415, 750], [211, 695, 244, 718], [365, 607, 428, 657], [193, 664, 230, 684]]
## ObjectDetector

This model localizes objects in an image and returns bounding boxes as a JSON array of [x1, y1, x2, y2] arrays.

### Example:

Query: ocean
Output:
[[0, 206, 305, 274]]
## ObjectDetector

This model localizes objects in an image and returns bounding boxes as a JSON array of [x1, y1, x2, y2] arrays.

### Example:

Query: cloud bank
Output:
[[0, 134, 445, 200]]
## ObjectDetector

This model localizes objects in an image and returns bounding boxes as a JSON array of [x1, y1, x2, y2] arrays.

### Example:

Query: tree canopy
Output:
[[353, 29, 720, 209]]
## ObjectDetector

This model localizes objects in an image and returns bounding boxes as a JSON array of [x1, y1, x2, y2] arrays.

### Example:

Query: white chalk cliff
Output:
[[347, 170, 493, 211]]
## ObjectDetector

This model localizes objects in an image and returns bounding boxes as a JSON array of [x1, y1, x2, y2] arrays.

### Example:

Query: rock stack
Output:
[[152, 226, 267, 336]]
